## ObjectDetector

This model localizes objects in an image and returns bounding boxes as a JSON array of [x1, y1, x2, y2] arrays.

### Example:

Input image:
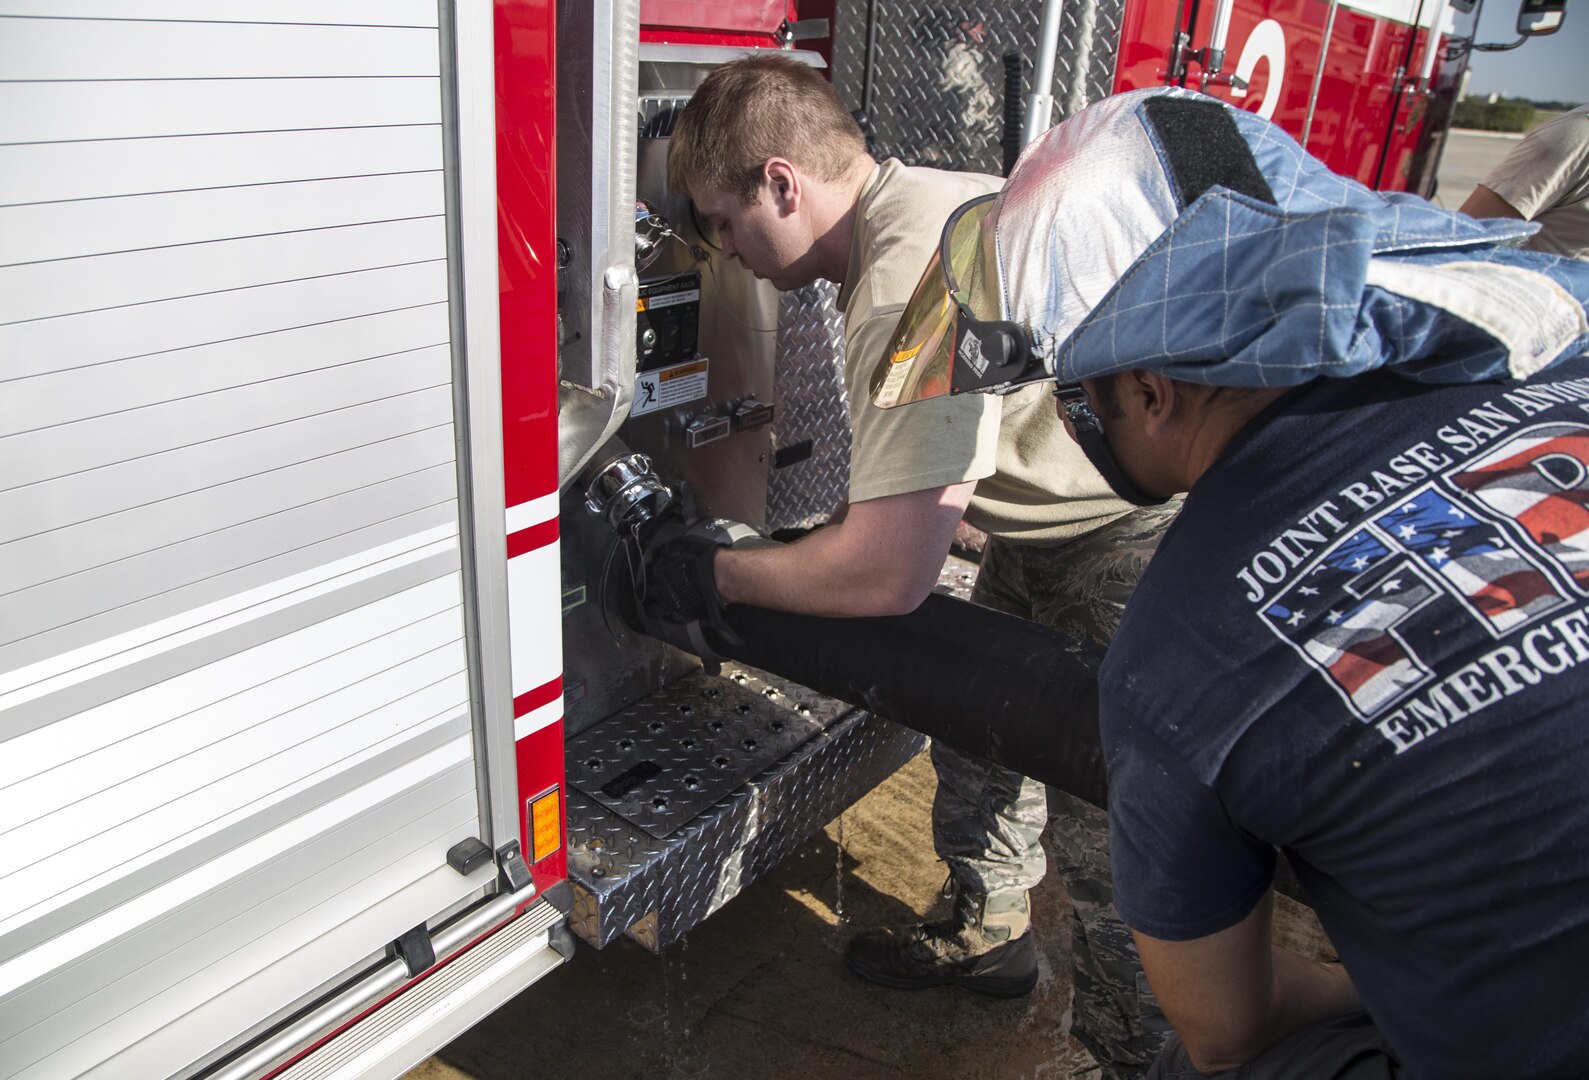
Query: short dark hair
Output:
[[668, 53, 868, 204]]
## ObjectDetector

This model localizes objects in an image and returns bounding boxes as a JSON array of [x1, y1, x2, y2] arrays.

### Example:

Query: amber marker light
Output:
[[529, 787, 562, 862]]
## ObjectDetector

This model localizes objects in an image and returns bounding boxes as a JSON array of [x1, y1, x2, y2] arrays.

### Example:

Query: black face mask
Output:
[[1053, 384, 1169, 508]]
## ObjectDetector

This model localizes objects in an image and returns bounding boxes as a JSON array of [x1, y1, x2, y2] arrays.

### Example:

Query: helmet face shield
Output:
[[870, 194, 1044, 409]]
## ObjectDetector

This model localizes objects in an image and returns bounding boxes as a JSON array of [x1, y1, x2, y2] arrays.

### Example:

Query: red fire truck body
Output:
[[1, 0, 1500, 1076], [1113, 0, 1464, 192]]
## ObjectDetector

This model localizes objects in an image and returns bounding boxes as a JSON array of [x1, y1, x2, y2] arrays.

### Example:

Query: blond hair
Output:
[[668, 54, 868, 205]]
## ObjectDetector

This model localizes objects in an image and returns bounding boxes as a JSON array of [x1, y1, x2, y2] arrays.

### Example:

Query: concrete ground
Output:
[[411, 130, 1509, 1080], [411, 752, 1097, 1080], [413, 730, 1328, 1080], [1428, 127, 1523, 209]]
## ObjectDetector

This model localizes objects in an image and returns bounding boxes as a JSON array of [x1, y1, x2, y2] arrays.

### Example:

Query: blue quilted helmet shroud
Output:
[[994, 88, 1589, 389]]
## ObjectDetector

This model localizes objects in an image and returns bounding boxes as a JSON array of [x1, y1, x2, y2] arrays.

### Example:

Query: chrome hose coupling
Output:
[[582, 451, 673, 534]]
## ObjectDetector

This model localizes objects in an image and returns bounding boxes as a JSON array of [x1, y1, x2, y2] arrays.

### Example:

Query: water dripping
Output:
[[657, 941, 674, 1043], [658, 933, 709, 1077], [833, 810, 847, 926]]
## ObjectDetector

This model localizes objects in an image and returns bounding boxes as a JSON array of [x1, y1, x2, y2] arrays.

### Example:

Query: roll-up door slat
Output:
[[0, 21, 441, 81], [0, 3, 439, 24], [3, 392, 456, 549], [0, 79, 443, 144], [0, 307, 451, 450], [2, 173, 443, 266], [2, 263, 449, 380], [0, 215, 446, 325]]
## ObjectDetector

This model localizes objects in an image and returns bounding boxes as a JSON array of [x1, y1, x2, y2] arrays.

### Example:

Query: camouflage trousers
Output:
[[931, 502, 1181, 1078]]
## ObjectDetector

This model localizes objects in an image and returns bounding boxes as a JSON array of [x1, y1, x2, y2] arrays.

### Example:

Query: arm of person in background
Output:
[[1458, 183, 1525, 221], [1132, 895, 1363, 1073], [1459, 107, 1589, 241], [711, 479, 977, 617]]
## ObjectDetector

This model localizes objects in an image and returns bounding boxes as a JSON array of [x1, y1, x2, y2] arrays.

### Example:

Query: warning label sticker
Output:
[[637, 288, 700, 313], [632, 358, 709, 417]]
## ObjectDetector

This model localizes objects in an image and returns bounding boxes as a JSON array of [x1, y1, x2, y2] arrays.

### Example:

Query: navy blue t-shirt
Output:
[[1103, 360, 1589, 1079]]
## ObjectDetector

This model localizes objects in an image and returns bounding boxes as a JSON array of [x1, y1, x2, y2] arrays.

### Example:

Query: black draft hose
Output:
[[716, 592, 1109, 809], [582, 448, 1107, 807]]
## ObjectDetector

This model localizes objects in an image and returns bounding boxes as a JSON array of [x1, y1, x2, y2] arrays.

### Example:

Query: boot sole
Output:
[[846, 957, 1039, 1000]]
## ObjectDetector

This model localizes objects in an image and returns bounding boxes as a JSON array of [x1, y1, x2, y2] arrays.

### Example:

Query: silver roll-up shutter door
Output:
[[0, 5, 499, 1077]]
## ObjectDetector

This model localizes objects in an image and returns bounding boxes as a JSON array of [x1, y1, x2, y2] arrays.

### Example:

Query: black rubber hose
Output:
[[1002, 50, 1027, 178], [717, 592, 1109, 808]]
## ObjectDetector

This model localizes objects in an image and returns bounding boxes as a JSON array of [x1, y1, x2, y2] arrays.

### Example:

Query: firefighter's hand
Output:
[[633, 514, 774, 659], [641, 528, 728, 625]]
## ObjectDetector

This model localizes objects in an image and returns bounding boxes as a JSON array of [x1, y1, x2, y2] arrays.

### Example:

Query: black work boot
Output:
[[845, 882, 1039, 999]]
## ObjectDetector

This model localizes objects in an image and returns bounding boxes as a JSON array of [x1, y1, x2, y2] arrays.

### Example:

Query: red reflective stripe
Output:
[[505, 516, 559, 559], [513, 675, 563, 719]]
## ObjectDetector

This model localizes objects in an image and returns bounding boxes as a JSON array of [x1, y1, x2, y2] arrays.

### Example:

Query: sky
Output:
[[1460, 0, 1589, 103]]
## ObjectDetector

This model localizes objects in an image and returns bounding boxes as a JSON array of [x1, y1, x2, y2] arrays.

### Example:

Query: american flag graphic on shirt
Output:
[[1378, 488, 1572, 633], [1260, 423, 1587, 720], [1263, 529, 1439, 717], [1449, 423, 1589, 593]]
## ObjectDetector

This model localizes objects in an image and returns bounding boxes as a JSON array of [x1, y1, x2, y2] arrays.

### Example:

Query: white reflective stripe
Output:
[[514, 695, 563, 740], [0, 526, 458, 708], [1418, 0, 1448, 78], [0, 735, 471, 1000], [506, 541, 562, 698], [503, 492, 558, 535]]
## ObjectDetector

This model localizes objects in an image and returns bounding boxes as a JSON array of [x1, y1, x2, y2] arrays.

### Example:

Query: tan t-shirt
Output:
[[1481, 105, 1589, 260], [837, 159, 1131, 544]]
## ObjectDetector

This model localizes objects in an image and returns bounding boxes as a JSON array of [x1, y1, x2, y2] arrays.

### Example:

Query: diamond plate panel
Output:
[[566, 663, 926, 951], [767, 280, 851, 533], [934, 552, 981, 600], [832, 0, 1126, 177], [566, 668, 842, 837], [768, 6, 1127, 533]]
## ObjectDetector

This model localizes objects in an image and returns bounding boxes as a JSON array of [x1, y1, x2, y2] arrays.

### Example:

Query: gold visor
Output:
[[869, 194, 1001, 409]]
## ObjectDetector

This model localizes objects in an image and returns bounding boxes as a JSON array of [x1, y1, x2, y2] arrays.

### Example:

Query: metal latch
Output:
[[685, 414, 731, 449], [782, 18, 829, 42], [732, 397, 776, 433]]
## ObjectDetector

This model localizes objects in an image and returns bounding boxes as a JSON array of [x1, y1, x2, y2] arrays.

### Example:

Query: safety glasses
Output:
[[868, 193, 1045, 409], [1051, 381, 1168, 507]]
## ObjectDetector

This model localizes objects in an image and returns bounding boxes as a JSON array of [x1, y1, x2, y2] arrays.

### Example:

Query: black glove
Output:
[[642, 529, 727, 625], [630, 514, 771, 659]]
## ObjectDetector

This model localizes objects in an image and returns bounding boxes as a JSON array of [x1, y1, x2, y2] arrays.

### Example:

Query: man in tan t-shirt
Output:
[[1460, 105, 1589, 260], [655, 54, 1178, 1066]]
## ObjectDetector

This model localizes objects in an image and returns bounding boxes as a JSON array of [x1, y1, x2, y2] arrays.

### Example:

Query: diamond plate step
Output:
[[566, 667, 842, 837], [566, 662, 925, 952]]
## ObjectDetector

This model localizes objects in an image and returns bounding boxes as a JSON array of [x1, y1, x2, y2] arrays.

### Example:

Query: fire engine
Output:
[[0, 0, 1562, 1077]]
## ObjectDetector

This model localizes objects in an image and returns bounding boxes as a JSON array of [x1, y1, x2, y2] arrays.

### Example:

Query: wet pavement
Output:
[[409, 751, 1097, 1080]]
